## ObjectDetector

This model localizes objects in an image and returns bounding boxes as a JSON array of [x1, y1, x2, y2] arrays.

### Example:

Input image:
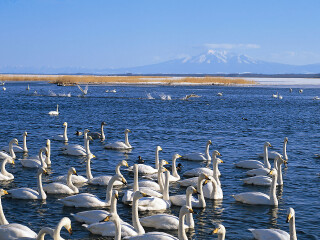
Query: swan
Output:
[[243, 156, 287, 186], [48, 104, 59, 116], [249, 208, 296, 240], [127, 146, 163, 175], [138, 170, 171, 211], [232, 166, 279, 206], [104, 129, 132, 150], [88, 159, 129, 186], [181, 140, 212, 161], [0, 139, 19, 160], [71, 190, 120, 224], [0, 158, 15, 181], [83, 190, 138, 237], [8, 167, 48, 200], [1, 132, 28, 153], [20, 147, 48, 168], [140, 186, 198, 230], [143, 153, 182, 182], [58, 174, 127, 207], [203, 154, 223, 199], [53, 122, 68, 142], [43, 167, 79, 194], [180, 150, 222, 186], [62, 133, 92, 156], [88, 122, 106, 141], [122, 164, 163, 204], [258, 137, 288, 160], [212, 224, 226, 240], [170, 173, 209, 208], [235, 142, 272, 169]]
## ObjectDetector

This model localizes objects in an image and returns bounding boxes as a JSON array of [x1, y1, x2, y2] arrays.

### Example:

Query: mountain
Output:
[[1, 50, 320, 75]]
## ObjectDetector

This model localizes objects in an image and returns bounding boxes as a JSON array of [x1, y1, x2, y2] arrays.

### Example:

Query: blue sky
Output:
[[0, 0, 320, 69]]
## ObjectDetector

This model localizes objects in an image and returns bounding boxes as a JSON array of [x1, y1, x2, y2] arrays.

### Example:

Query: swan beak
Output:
[[115, 193, 119, 200], [164, 168, 168, 171], [204, 174, 210, 180], [67, 226, 72, 235], [101, 215, 111, 222], [268, 170, 273, 176], [219, 159, 224, 163], [204, 180, 209, 185], [194, 189, 200, 195], [188, 208, 194, 213], [3, 190, 8, 195], [43, 170, 48, 175], [164, 161, 169, 165], [73, 171, 78, 176], [91, 155, 96, 158], [286, 213, 292, 223], [141, 192, 150, 197], [11, 160, 15, 165], [125, 162, 129, 167], [177, 154, 182, 158], [212, 228, 219, 234], [122, 178, 127, 185], [159, 147, 162, 151]]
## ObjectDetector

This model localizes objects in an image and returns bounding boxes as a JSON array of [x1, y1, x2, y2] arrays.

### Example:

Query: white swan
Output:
[[58, 174, 127, 208], [20, 147, 48, 168], [53, 122, 68, 142], [104, 129, 132, 150], [243, 156, 287, 186], [181, 140, 212, 161], [140, 186, 198, 230], [62, 133, 92, 156], [71, 190, 119, 224], [88, 159, 129, 186], [138, 170, 171, 211], [0, 139, 19, 160], [122, 164, 163, 204], [170, 173, 209, 208], [0, 158, 15, 181], [1, 132, 28, 153], [127, 146, 163, 175], [8, 167, 47, 200], [249, 208, 296, 240], [235, 142, 272, 169], [48, 104, 59, 116], [83, 190, 138, 237], [258, 137, 288, 160], [180, 150, 222, 186], [88, 122, 106, 141], [43, 167, 79, 194], [212, 224, 226, 240], [233, 167, 279, 206], [203, 154, 223, 200]]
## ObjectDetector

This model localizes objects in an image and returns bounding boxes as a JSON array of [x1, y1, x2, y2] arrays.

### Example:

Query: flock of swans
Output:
[[0, 115, 298, 240]]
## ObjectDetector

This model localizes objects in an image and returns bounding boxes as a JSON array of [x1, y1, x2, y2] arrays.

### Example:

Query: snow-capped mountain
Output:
[[1, 50, 319, 74]]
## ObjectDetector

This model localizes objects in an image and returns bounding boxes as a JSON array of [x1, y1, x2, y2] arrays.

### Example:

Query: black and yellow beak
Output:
[[212, 228, 219, 234], [3, 190, 8, 195], [286, 213, 292, 223], [122, 178, 127, 185], [67, 226, 73, 235], [73, 171, 78, 176], [115, 193, 119, 201]]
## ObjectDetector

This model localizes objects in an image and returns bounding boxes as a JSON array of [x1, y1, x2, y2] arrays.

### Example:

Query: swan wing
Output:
[[181, 152, 207, 161], [89, 176, 123, 186], [242, 176, 272, 186], [235, 160, 264, 169], [137, 180, 160, 191], [62, 147, 86, 156], [0, 173, 14, 181], [58, 193, 105, 207], [127, 232, 178, 240], [84, 221, 137, 237], [88, 132, 101, 139], [71, 210, 110, 224], [43, 183, 75, 194], [53, 134, 64, 141], [0, 224, 37, 240], [249, 228, 289, 240], [105, 141, 131, 150], [1, 145, 24, 153], [20, 159, 43, 168], [183, 168, 213, 177], [138, 197, 171, 211], [246, 168, 270, 176], [127, 164, 157, 175], [233, 192, 270, 205], [203, 182, 223, 200], [54, 174, 88, 184], [177, 177, 198, 187], [8, 188, 40, 199], [140, 214, 179, 230]]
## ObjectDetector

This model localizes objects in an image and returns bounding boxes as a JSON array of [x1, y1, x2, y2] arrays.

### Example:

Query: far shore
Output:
[[0, 74, 256, 85]]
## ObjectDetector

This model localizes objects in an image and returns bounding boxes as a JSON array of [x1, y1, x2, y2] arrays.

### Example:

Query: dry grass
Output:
[[0, 74, 256, 85]]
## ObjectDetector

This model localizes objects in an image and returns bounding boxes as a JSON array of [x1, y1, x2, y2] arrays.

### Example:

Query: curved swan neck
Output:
[[9, 141, 16, 159], [115, 162, 122, 175], [39, 149, 46, 168], [269, 173, 278, 205], [263, 145, 271, 169], [86, 157, 93, 180], [66, 171, 77, 192], [178, 211, 187, 240], [155, 148, 160, 169], [185, 191, 194, 228], [0, 196, 9, 225], [290, 215, 297, 240], [163, 171, 170, 201], [23, 134, 28, 152], [172, 156, 179, 178], [105, 176, 118, 205], [37, 227, 53, 240], [132, 195, 145, 235], [1, 159, 9, 177], [101, 124, 105, 141], [37, 171, 46, 200], [53, 218, 70, 239], [197, 178, 206, 208], [133, 165, 139, 192]]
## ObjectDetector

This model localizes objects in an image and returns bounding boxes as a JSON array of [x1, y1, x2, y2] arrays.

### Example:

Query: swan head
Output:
[[121, 160, 129, 167], [23, 131, 28, 136], [180, 205, 194, 215], [284, 137, 288, 143], [172, 153, 182, 160], [267, 168, 278, 177], [125, 129, 131, 133], [0, 189, 8, 197], [160, 159, 169, 167], [264, 142, 272, 148], [186, 186, 199, 195], [156, 146, 162, 152], [7, 158, 15, 165], [87, 136, 93, 141], [115, 174, 127, 185], [101, 121, 106, 126], [46, 139, 51, 147], [75, 131, 83, 136], [100, 213, 120, 223], [199, 173, 210, 181], [208, 140, 212, 145], [286, 208, 295, 223], [63, 122, 68, 127], [38, 167, 48, 176], [11, 138, 19, 146], [212, 224, 226, 235], [57, 217, 72, 235], [212, 150, 221, 157], [112, 190, 119, 200], [84, 129, 90, 134], [69, 167, 78, 176], [133, 191, 150, 200], [217, 158, 224, 164]]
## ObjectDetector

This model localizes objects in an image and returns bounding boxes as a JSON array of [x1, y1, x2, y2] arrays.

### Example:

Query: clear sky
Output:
[[0, 0, 320, 69]]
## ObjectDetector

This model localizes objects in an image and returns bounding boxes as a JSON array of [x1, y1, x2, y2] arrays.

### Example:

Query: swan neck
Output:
[[185, 191, 194, 228], [218, 232, 225, 240], [124, 132, 130, 146], [163, 172, 170, 200], [269, 174, 278, 205], [63, 124, 68, 142], [37, 172, 46, 200], [0, 159, 9, 177], [101, 125, 105, 140], [0, 196, 9, 225], [178, 211, 187, 240], [132, 195, 145, 235], [198, 178, 206, 208], [205, 142, 210, 159], [39, 150, 46, 168], [86, 158, 93, 180], [115, 162, 122, 175], [172, 157, 179, 178], [37, 227, 53, 240], [213, 156, 220, 186], [110, 194, 117, 214], [85, 138, 91, 155], [158, 169, 164, 193], [23, 134, 28, 152], [155, 149, 160, 169], [290, 215, 297, 240], [53, 218, 68, 239], [263, 145, 271, 169], [283, 141, 288, 160], [9, 141, 16, 159], [133, 166, 139, 192], [113, 216, 121, 240], [210, 179, 218, 199], [277, 161, 283, 185], [105, 176, 117, 205], [45, 142, 51, 165], [67, 172, 77, 192]]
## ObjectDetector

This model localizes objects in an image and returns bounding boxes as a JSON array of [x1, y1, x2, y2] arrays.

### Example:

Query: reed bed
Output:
[[0, 74, 256, 85]]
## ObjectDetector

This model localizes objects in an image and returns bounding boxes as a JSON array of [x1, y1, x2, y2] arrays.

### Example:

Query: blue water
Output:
[[0, 81, 319, 239]]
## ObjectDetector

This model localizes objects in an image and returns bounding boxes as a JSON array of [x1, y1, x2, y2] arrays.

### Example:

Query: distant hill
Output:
[[1, 50, 320, 75]]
